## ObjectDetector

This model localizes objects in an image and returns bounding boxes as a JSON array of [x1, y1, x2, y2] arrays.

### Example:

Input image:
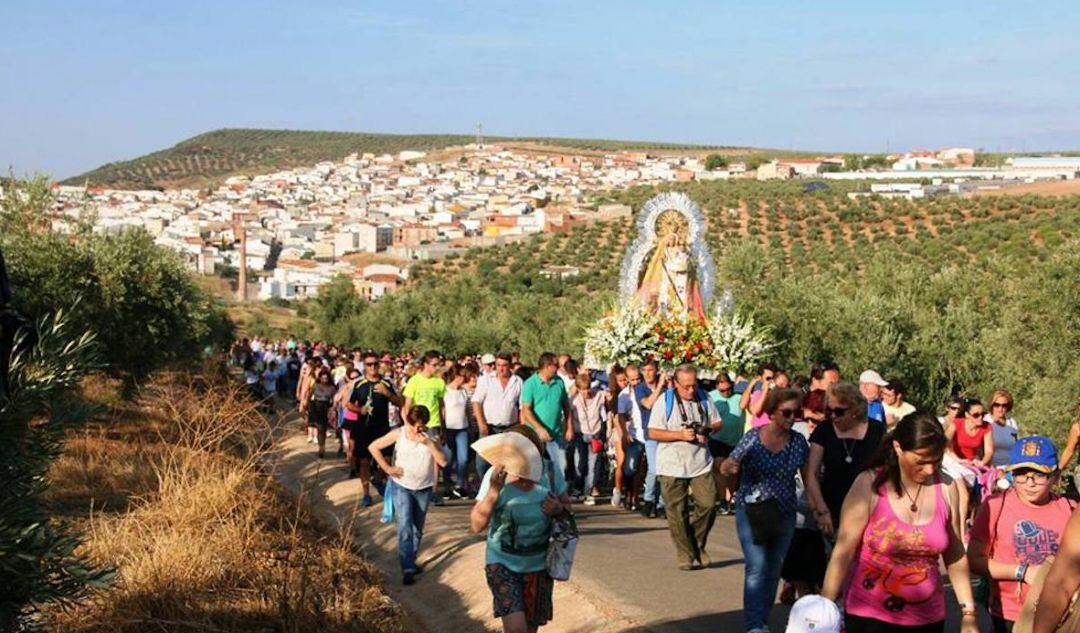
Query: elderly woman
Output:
[[721, 388, 809, 633], [470, 425, 570, 633], [805, 381, 887, 540], [822, 414, 979, 633]]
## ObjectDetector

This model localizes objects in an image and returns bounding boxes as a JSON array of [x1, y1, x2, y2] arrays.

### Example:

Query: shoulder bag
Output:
[[545, 467, 579, 581]]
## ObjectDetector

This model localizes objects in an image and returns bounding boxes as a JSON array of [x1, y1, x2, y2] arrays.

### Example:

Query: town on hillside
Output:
[[36, 145, 1080, 303]]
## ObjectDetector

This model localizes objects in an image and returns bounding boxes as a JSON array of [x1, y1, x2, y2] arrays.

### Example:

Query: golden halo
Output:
[[655, 210, 689, 240]]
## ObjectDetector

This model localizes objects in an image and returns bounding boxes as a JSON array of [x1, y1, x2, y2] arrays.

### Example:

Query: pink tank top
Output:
[[844, 479, 950, 626]]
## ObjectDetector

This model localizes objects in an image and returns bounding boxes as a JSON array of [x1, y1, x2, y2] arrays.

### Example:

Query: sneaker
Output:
[[403, 572, 416, 586], [583, 496, 596, 506], [451, 487, 467, 500], [655, 506, 667, 520], [361, 494, 373, 508], [610, 489, 621, 507]]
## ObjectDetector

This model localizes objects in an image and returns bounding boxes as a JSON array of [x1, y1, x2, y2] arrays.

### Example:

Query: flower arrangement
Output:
[[584, 302, 774, 377], [653, 317, 715, 370], [707, 308, 775, 376], [582, 303, 659, 368]]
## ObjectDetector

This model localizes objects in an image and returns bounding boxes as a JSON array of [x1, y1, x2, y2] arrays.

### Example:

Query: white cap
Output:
[[786, 595, 842, 633], [859, 369, 888, 387], [480, 353, 496, 365]]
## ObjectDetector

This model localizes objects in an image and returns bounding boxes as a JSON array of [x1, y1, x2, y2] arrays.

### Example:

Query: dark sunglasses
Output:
[[826, 406, 849, 417], [948, 405, 961, 411], [992, 402, 1010, 409], [778, 408, 798, 418]]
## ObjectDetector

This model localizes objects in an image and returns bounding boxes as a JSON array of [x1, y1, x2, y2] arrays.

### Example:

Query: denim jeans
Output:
[[443, 428, 470, 491], [644, 439, 664, 508], [570, 434, 601, 494], [392, 484, 432, 574], [546, 438, 568, 484], [735, 504, 796, 631]]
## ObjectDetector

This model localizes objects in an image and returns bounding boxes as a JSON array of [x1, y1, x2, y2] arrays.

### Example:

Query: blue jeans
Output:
[[546, 438, 567, 484], [735, 504, 796, 631], [570, 434, 601, 494], [644, 439, 664, 508], [443, 429, 470, 491], [392, 485, 432, 574]]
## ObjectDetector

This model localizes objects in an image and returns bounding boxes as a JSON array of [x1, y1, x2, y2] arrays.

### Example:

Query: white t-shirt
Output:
[[444, 387, 470, 431], [393, 428, 438, 491]]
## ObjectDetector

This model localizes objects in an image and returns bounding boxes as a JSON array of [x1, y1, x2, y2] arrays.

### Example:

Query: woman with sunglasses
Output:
[[822, 413, 979, 633], [985, 390, 1019, 469], [805, 381, 887, 540], [969, 436, 1073, 633], [720, 388, 810, 633]]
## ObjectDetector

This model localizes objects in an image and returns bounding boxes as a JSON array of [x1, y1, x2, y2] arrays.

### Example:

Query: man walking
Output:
[[649, 363, 722, 570], [521, 352, 573, 477], [347, 350, 403, 507], [472, 351, 522, 479]]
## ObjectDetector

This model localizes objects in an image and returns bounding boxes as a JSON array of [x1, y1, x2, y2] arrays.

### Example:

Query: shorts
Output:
[[708, 438, 734, 459], [780, 528, 826, 585], [485, 563, 553, 626]]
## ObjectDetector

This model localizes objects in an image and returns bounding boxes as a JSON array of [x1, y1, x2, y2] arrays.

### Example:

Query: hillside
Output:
[[64, 128, 740, 189]]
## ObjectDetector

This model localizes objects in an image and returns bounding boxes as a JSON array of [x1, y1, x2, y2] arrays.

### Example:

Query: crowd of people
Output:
[[232, 337, 1080, 633]]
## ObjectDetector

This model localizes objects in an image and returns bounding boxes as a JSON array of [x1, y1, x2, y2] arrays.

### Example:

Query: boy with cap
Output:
[[969, 436, 1075, 632]]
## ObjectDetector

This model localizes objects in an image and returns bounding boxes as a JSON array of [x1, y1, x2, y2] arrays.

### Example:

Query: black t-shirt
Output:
[[347, 377, 396, 437], [809, 418, 887, 522]]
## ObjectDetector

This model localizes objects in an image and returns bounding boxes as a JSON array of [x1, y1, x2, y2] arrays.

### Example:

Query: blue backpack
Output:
[[663, 386, 712, 421]]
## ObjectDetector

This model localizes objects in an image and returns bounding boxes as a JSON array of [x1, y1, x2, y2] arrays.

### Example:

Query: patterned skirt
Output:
[[485, 563, 554, 626]]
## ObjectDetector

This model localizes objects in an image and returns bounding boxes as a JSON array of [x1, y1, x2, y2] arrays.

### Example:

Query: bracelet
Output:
[[958, 600, 975, 615], [1016, 563, 1029, 583]]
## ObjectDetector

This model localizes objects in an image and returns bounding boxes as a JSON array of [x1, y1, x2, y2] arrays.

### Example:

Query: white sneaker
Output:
[[584, 496, 596, 506], [610, 489, 621, 507]]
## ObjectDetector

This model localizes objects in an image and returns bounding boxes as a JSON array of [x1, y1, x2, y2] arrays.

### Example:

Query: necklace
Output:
[[840, 438, 855, 464], [900, 480, 925, 512]]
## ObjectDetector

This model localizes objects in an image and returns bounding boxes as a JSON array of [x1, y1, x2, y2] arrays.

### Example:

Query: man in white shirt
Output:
[[472, 351, 523, 479]]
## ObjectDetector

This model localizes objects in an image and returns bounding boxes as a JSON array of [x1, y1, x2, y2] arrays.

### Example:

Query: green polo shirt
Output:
[[520, 373, 568, 436]]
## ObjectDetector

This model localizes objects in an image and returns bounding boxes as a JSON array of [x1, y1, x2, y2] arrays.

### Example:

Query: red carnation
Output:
[[663, 350, 674, 360]]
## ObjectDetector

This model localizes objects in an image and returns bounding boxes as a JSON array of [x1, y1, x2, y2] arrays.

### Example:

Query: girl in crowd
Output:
[[368, 405, 448, 586], [969, 436, 1073, 633], [721, 388, 809, 633], [605, 365, 630, 509], [986, 389, 1019, 469], [805, 381, 887, 540], [302, 368, 335, 458], [570, 372, 606, 505], [822, 414, 978, 633], [443, 364, 472, 499], [337, 367, 361, 472], [470, 425, 570, 633]]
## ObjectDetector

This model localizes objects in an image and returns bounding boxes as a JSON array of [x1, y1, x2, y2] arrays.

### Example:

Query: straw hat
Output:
[[472, 433, 544, 482]]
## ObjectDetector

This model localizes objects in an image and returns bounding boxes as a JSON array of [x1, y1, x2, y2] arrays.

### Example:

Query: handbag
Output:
[[545, 467, 579, 581], [745, 497, 784, 545]]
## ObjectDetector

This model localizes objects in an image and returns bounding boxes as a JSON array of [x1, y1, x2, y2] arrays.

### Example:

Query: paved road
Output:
[[267, 404, 988, 632]]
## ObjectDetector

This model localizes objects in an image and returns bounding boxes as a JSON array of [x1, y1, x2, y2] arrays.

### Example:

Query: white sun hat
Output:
[[472, 433, 544, 482]]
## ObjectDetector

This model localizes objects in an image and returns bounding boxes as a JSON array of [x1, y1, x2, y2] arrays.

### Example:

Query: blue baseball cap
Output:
[[1007, 436, 1059, 474]]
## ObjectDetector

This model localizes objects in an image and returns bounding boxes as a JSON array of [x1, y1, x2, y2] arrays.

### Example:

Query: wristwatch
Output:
[[958, 600, 976, 616], [1016, 563, 1029, 583]]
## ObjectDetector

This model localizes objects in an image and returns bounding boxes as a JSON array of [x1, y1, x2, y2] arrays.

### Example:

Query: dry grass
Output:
[[43, 373, 408, 633]]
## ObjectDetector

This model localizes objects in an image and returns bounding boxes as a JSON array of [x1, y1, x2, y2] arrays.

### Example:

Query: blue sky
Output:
[[3, 1, 1078, 179]]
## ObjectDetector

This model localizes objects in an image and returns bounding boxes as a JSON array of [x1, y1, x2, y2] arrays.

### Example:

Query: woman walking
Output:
[[443, 364, 472, 499], [302, 368, 335, 458], [470, 425, 570, 633], [821, 414, 979, 633], [570, 372, 606, 505], [720, 388, 809, 633], [969, 436, 1073, 633], [368, 406, 448, 585]]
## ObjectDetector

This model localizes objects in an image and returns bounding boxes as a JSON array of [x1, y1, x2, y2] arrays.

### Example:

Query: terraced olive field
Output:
[[417, 180, 1079, 292]]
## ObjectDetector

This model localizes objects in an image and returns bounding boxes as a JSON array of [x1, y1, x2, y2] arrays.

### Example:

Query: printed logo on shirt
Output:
[[1014, 520, 1060, 565]]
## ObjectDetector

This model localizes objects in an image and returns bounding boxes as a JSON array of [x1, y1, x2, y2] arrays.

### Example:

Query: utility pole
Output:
[[476, 123, 484, 149], [233, 213, 247, 302]]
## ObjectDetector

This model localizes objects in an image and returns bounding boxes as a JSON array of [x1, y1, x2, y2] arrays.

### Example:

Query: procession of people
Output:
[[231, 336, 1080, 633]]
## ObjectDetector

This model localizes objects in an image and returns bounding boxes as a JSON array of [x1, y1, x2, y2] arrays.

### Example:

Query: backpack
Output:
[[663, 386, 711, 421]]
